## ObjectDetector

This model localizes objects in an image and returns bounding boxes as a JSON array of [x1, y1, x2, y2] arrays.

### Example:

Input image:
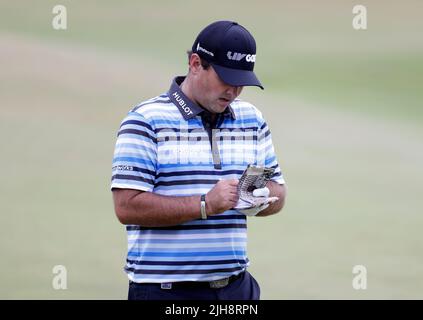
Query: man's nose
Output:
[[226, 85, 242, 97]]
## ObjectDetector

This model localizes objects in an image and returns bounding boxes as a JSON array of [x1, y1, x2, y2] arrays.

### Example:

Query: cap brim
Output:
[[211, 63, 264, 90]]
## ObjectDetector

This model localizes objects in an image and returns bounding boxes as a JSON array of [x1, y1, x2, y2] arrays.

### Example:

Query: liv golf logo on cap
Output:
[[227, 51, 256, 62]]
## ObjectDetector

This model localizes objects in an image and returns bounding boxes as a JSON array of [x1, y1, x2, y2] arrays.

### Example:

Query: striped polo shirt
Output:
[[111, 76, 285, 283]]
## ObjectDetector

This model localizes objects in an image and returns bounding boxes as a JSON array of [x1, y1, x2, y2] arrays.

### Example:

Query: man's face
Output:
[[194, 63, 243, 114]]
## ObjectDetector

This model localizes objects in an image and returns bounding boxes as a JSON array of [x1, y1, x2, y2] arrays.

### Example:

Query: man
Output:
[[111, 20, 287, 300]]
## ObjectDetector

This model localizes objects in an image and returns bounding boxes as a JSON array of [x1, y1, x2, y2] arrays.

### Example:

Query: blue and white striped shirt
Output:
[[111, 76, 285, 283]]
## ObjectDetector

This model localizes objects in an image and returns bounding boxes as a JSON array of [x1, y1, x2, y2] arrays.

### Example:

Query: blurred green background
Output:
[[0, 0, 422, 299]]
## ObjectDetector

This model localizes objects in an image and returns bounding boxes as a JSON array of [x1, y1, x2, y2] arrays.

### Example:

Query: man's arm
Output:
[[256, 181, 287, 217], [113, 179, 239, 227]]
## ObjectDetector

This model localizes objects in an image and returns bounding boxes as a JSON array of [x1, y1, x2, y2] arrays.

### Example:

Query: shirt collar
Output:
[[167, 76, 236, 121]]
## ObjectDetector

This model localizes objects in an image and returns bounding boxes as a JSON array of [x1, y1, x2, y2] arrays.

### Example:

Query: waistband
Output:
[[129, 272, 244, 290]]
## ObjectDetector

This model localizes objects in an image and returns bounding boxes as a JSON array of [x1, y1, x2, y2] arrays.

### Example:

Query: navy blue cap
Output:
[[192, 21, 263, 89]]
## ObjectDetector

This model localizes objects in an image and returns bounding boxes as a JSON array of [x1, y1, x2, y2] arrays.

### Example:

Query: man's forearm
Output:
[[113, 189, 204, 227], [256, 182, 287, 217]]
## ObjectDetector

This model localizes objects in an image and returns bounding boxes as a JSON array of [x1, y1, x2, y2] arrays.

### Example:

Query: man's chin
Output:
[[214, 100, 231, 112], [212, 106, 228, 114]]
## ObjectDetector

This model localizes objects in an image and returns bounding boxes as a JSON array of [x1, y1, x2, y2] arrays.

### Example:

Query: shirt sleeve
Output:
[[111, 111, 157, 192], [257, 118, 286, 185]]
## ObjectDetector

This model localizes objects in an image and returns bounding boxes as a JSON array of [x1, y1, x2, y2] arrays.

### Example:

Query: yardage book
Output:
[[234, 165, 279, 210]]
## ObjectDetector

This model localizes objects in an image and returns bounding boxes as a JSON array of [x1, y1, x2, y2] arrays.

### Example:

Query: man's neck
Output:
[[179, 77, 194, 105], [180, 77, 217, 122]]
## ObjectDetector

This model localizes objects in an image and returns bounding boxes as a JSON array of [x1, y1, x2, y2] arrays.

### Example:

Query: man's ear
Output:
[[189, 53, 202, 75]]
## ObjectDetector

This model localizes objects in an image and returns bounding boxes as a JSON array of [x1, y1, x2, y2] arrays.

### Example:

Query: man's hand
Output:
[[238, 203, 270, 216], [205, 179, 239, 215], [238, 187, 273, 216]]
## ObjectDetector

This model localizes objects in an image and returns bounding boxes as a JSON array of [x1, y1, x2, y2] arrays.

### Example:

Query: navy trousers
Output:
[[128, 271, 261, 300]]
